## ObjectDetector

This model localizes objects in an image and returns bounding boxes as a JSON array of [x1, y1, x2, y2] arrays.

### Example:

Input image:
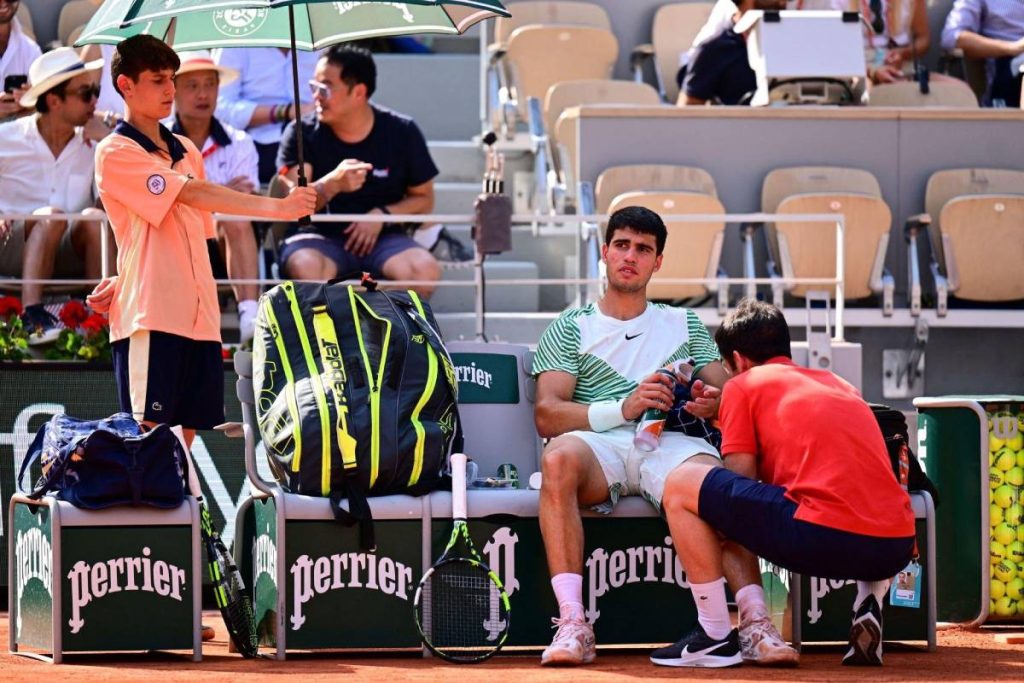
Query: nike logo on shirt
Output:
[[625, 332, 644, 340]]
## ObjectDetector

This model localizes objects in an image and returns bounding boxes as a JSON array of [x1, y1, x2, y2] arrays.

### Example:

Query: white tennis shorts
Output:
[[567, 426, 720, 513]]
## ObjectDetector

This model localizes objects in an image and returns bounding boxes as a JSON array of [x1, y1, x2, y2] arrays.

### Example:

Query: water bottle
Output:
[[633, 368, 678, 452]]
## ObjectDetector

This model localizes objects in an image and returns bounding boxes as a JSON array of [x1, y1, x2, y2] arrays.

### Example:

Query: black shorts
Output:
[[698, 468, 915, 581], [112, 330, 225, 430]]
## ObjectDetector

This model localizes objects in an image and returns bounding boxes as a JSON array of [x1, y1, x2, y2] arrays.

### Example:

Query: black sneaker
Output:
[[21, 304, 61, 345], [430, 227, 473, 262], [650, 623, 743, 668], [843, 594, 883, 666]]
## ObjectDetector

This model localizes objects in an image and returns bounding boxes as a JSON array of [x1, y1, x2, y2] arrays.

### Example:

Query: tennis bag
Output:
[[252, 275, 462, 550], [870, 403, 940, 506]]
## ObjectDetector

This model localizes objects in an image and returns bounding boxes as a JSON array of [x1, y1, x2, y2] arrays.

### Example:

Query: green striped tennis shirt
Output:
[[532, 302, 721, 404]]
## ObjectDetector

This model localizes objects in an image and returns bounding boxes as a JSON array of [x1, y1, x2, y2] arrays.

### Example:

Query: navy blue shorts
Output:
[[112, 330, 225, 430], [279, 231, 423, 278], [698, 468, 915, 581]]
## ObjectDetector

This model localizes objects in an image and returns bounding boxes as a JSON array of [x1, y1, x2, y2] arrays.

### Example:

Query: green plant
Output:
[[43, 301, 112, 362], [0, 296, 29, 361]]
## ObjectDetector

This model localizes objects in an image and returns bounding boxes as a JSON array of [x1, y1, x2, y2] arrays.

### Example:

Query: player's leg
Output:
[[68, 207, 111, 281], [219, 220, 260, 342], [280, 235, 346, 281]]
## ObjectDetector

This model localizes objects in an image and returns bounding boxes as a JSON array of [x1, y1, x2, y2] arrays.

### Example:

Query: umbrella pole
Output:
[[289, 5, 311, 226]]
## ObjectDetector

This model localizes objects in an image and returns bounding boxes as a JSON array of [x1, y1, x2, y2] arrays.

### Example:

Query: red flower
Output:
[[0, 296, 23, 318], [80, 313, 108, 336], [221, 347, 232, 360], [59, 300, 89, 329]]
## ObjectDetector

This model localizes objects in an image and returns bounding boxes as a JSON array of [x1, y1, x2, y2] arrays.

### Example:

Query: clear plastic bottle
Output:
[[633, 368, 678, 452]]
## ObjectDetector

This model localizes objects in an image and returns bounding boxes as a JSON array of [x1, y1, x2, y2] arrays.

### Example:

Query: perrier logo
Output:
[[213, 9, 270, 37]]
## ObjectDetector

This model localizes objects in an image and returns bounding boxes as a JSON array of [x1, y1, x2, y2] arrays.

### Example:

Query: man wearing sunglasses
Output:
[[0, 47, 111, 343]]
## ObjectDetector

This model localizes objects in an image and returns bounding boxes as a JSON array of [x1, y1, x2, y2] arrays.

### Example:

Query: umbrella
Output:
[[75, 0, 510, 192]]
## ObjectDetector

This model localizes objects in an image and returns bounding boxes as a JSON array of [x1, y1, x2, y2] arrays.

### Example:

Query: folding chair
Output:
[[629, 2, 716, 104], [867, 80, 979, 108], [58, 0, 99, 46]]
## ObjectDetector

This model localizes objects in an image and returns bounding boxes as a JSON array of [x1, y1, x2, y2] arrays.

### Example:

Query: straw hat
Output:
[[20, 47, 103, 108], [174, 50, 239, 85]]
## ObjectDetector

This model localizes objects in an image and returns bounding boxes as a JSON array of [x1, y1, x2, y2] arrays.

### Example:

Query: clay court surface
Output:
[[2, 615, 1022, 682]]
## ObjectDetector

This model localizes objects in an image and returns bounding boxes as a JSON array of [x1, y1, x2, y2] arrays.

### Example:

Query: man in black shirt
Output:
[[277, 45, 440, 296], [680, 0, 786, 106]]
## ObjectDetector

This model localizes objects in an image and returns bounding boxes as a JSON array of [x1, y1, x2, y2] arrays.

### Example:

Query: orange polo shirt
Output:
[[96, 121, 220, 343]]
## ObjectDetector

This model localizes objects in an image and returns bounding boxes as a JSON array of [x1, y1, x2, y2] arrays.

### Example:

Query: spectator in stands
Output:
[[861, 0, 935, 84], [170, 51, 261, 343], [0, 47, 108, 343], [214, 46, 319, 184], [0, 0, 40, 121], [656, 299, 915, 668], [531, 207, 797, 668], [942, 0, 1024, 106], [276, 45, 441, 297], [679, 0, 787, 106]]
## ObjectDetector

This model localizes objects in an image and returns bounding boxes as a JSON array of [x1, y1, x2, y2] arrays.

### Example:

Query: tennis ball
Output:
[[994, 484, 1016, 508], [991, 432, 1007, 452], [995, 448, 1017, 471], [991, 467, 1007, 489], [1006, 504, 1024, 527], [992, 578, 1007, 599], [1008, 577, 1024, 601], [1008, 467, 1024, 487], [1017, 449, 1024, 469], [994, 560, 1018, 583], [995, 523, 1017, 546], [1008, 541, 1024, 564], [993, 596, 1017, 617], [1007, 431, 1024, 452], [1019, 524, 1024, 544], [992, 504, 1005, 527], [992, 540, 1007, 564]]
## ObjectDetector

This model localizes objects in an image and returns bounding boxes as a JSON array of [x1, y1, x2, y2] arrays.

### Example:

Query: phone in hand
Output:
[[3, 74, 28, 94]]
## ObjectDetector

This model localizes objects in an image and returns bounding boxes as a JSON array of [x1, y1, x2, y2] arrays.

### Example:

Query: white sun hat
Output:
[[20, 47, 104, 108], [174, 50, 239, 85]]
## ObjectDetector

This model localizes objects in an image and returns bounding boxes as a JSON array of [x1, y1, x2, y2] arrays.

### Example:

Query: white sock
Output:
[[237, 299, 258, 343], [551, 573, 584, 621], [735, 584, 769, 624], [413, 223, 443, 249], [854, 580, 889, 611], [690, 578, 732, 640]]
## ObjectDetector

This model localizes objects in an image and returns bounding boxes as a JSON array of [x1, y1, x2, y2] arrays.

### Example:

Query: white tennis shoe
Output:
[[541, 616, 596, 666]]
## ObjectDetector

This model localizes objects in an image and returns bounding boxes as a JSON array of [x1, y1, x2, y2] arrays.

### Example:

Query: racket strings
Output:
[[421, 562, 507, 657]]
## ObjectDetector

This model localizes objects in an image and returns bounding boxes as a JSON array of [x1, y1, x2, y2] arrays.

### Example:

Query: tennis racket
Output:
[[414, 453, 511, 663], [173, 427, 259, 658]]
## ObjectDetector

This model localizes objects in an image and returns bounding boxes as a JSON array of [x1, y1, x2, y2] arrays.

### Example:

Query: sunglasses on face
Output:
[[69, 84, 101, 103], [307, 80, 331, 100]]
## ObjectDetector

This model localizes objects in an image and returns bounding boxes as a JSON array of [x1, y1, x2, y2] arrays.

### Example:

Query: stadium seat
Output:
[[595, 164, 719, 214], [58, 0, 98, 46], [537, 79, 661, 211], [914, 168, 1024, 313], [629, 2, 716, 104], [607, 190, 728, 307], [867, 80, 979, 108], [761, 166, 895, 312]]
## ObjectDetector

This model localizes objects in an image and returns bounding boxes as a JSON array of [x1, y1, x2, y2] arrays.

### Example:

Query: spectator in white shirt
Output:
[[0, 48, 110, 342], [0, 0, 41, 121], [169, 51, 261, 342], [942, 0, 1024, 106], [213, 47, 319, 184]]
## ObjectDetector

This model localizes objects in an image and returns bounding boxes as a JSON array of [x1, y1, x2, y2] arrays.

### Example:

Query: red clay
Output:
[[2, 614, 1022, 681]]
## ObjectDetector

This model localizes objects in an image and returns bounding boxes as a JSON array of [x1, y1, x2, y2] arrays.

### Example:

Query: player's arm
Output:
[[686, 359, 729, 419], [721, 452, 757, 479], [178, 178, 316, 221], [535, 369, 675, 439]]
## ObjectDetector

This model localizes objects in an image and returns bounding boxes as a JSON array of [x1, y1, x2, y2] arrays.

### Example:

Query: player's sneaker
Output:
[[843, 594, 883, 666], [650, 622, 743, 668], [540, 616, 596, 666], [739, 615, 800, 666]]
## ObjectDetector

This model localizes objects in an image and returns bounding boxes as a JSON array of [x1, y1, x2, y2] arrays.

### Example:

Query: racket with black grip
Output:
[[174, 427, 259, 658], [414, 453, 511, 663]]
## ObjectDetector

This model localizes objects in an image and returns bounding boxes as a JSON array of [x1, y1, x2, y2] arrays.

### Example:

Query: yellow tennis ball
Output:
[[993, 596, 1017, 617], [1008, 577, 1024, 601], [992, 504, 1005, 527], [1019, 524, 1024, 544], [994, 560, 1018, 583], [992, 578, 1007, 599], [1007, 432, 1024, 452], [995, 448, 1017, 471], [1017, 449, 1024, 469], [991, 467, 1007, 489], [991, 432, 1007, 452], [994, 485, 1016, 508], [1008, 541, 1024, 564], [1006, 504, 1024, 527], [995, 523, 1017, 546], [992, 540, 1007, 564], [1008, 467, 1024, 487]]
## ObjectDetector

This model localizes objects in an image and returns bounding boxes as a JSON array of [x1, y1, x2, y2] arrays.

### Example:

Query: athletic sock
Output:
[[854, 580, 889, 611], [735, 584, 769, 624], [690, 578, 732, 640], [551, 573, 584, 622], [413, 223, 443, 249], [238, 299, 259, 343]]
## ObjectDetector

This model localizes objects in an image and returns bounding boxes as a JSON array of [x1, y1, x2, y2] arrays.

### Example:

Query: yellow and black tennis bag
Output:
[[252, 275, 461, 549]]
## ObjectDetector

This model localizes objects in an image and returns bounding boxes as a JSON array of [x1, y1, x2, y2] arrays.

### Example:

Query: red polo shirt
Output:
[[719, 357, 914, 538]]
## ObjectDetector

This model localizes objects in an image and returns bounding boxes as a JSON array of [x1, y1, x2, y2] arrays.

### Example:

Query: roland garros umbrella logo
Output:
[[212, 9, 270, 37], [333, 2, 416, 23]]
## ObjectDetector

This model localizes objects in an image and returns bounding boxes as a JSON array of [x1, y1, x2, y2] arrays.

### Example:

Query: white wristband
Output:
[[588, 399, 626, 432]]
